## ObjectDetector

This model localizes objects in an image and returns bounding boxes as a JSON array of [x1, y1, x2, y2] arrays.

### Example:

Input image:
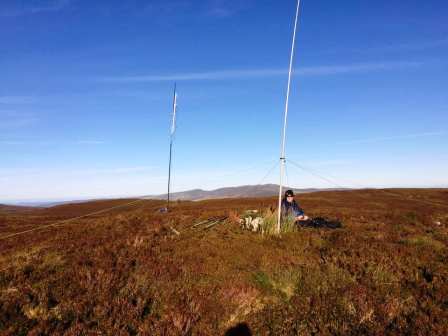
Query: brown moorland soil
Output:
[[0, 189, 448, 335]]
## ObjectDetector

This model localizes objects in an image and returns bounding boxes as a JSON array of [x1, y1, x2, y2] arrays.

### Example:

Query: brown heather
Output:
[[0, 189, 447, 335]]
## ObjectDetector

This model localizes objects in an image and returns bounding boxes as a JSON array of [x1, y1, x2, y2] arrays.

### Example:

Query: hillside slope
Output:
[[1, 189, 447, 335], [0, 204, 35, 214]]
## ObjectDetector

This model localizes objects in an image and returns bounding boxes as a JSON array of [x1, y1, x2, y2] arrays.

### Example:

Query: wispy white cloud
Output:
[[0, 0, 71, 17], [0, 110, 16, 116], [0, 110, 38, 129], [0, 140, 53, 146], [101, 68, 285, 82], [376, 37, 448, 52], [143, 1, 192, 15], [30, 0, 71, 13], [75, 140, 106, 145], [0, 118, 37, 129], [0, 96, 35, 104], [142, 0, 249, 19], [206, 0, 233, 18], [74, 166, 155, 175], [336, 131, 447, 145], [100, 61, 422, 83], [332, 37, 448, 55], [301, 159, 352, 167], [298, 61, 422, 75], [207, 7, 232, 17], [205, 0, 252, 18], [0, 139, 108, 146], [0, 166, 157, 180], [0, 140, 27, 145]]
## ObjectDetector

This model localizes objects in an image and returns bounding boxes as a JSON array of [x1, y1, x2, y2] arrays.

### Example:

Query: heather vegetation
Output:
[[1, 189, 448, 335]]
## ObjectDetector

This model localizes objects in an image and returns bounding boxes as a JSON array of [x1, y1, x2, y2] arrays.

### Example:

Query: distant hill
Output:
[[151, 184, 347, 201], [0, 204, 35, 213], [1, 200, 90, 208], [1, 185, 348, 208]]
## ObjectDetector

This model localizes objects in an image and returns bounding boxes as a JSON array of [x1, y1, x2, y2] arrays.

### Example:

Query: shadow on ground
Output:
[[225, 323, 252, 336]]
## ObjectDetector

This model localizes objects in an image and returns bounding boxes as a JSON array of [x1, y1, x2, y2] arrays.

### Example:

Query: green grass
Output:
[[252, 271, 273, 292], [405, 235, 446, 251], [259, 208, 297, 235]]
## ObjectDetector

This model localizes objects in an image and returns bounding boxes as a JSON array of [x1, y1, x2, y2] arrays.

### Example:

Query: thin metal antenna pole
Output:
[[167, 140, 173, 208], [277, 0, 302, 234], [167, 83, 177, 210]]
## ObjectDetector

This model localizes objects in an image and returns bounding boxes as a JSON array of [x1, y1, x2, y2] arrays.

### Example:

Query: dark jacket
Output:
[[281, 199, 304, 218]]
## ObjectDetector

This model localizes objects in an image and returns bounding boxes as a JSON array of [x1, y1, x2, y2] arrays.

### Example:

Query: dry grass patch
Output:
[[405, 235, 446, 251]]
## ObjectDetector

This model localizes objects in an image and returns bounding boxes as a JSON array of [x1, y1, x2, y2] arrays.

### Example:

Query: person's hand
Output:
[[296, 215, 309, 221]]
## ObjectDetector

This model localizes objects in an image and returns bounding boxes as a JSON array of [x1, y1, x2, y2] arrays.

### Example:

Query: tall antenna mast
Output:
[[166, 83, 178, 210], [277, 0, 302, 234]]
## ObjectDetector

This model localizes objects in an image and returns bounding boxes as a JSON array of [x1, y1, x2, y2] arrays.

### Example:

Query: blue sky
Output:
[[1, 0, 447, 202]]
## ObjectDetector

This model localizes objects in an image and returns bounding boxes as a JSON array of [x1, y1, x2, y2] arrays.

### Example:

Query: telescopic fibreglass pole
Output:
[[277, 0, 302, 234], [167, 83, 178, 210]]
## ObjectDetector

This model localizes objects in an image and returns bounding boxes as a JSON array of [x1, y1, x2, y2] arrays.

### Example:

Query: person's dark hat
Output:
[[285, 190, 294, 197]]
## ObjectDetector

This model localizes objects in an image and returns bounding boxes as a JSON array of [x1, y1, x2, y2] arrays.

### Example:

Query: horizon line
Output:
[[2, 184, 447, 205]]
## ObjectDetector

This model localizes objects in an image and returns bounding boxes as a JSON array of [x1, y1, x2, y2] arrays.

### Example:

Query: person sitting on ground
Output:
[[281, 190, 309, 222]]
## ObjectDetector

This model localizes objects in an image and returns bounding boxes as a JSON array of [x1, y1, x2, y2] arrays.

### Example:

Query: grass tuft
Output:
[[252, 271, 273, 292], [258, 208, 297, 235], [405, 235, 446, 251]]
